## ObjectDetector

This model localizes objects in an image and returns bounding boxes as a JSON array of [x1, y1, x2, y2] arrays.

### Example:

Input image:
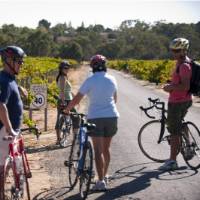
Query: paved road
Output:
[[33, 69, 200, 200]]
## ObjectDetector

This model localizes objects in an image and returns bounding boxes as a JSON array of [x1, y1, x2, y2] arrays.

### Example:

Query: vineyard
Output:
[[108, 59, 177, 84]]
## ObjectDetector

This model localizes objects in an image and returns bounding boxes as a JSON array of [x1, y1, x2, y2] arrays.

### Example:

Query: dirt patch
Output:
[[23, 65, 89, 199]]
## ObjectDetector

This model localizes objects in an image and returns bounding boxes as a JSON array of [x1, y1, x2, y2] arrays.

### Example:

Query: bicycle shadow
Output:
[[92, 162, 198, 200], [32, 162, 198, 200], [25, 143, 72, 154], [32, 186, 72, 200]]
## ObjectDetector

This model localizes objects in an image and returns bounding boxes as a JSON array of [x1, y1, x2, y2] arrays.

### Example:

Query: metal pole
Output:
[[44, 107, 48, 131]]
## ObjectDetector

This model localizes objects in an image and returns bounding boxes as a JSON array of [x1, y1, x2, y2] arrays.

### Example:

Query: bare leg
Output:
[[102, 137, 112, 177], [170, 135, 181, 161], [56, 129, 60, 143], [91, 137, 104, 181]]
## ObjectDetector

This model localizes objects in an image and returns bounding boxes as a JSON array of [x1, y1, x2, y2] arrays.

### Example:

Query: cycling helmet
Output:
[[59, 60, 71, 70], [0, 46, 26, 61], [169, 38, 189, 50], [90, 54, 106, 71]]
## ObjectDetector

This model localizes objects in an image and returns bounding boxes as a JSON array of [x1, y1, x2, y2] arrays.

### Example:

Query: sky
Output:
[[0, 0, 200, 29]]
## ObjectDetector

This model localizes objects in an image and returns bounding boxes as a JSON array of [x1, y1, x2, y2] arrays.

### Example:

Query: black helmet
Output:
[[59, 60, 71, 70], [0, 46, 26, 61]]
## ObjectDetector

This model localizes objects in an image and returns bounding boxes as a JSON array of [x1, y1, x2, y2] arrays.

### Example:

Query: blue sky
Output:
[[0, 0, 200, 28]]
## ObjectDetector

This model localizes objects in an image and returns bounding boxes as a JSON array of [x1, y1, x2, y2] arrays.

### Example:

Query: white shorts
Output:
[[0, 127, 11, 166]]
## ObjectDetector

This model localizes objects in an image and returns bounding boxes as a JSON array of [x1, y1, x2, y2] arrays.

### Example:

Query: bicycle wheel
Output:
[[59, 115, 72, 148], [138, 120, 170, 163], [3, 158, 16, 200], [68, 133, 79, 189], [183, 121, 200, 170], [79, 141, 93, 200]]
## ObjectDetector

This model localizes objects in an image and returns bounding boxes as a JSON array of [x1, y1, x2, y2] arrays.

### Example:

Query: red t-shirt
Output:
[[169, 58, 192, 103]]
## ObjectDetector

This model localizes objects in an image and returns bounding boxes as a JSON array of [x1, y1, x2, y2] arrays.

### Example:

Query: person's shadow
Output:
[[93, 162, 198, 200], [32, 162, 198, 200]]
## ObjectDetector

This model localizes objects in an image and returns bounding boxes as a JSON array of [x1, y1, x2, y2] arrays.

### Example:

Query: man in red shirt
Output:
[[159, 38, 192, 171]]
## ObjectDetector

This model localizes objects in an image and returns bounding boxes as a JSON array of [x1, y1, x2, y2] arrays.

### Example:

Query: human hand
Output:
[[163, 84, 173, 92]]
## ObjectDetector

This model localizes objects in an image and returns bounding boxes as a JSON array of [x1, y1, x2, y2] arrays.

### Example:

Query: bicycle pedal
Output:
[[26, 171, 32, 178], [64, 160, 71, 167]]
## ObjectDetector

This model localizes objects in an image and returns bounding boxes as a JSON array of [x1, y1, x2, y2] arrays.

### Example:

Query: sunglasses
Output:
[[171, 49, 181, 53], [14, 59, 24, 65]]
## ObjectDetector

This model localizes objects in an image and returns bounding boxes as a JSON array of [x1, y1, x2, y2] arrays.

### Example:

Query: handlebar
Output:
[[140, 98, 166, 119], [3, 126, 41, 141]]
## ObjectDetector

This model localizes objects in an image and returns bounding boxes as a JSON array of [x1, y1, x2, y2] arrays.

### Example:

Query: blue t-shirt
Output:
[[79, 72, 119, 119], [0, 70, 23, 130]]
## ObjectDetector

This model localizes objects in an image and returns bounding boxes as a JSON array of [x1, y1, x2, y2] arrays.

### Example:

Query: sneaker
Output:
[[104, 175, 111, 184], [91, 180, 107, 191], [158, 160, 178, 171]]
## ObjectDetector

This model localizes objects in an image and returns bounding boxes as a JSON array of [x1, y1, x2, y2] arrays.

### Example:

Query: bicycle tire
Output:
[[3, 157, 16, 200], [138, 120, 170, 163], [59, 115, 72, 148], [20, 153, 31, 200], [79, 141, 93, 200], [68, 133, 79, 189], [183, 121, 200, 170]]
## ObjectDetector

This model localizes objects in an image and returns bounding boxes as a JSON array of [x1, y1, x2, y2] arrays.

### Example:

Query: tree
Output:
[[59, 42, 83, 61], [38, 19, 51, 30]]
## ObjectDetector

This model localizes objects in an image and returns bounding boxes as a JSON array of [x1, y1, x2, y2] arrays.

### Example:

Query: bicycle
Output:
[[138, 97, 200, 170], [3, 127, 41, 200], [65, 112, 95, 200], [56, 102, 74, 148]]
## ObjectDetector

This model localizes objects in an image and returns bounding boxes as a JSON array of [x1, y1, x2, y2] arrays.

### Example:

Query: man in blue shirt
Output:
[[0, 46, 26, 199]]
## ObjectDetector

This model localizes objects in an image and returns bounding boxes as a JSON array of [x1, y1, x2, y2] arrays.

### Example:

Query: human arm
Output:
[[18, 86, 28, 98], [59, 76, 65, 103], [0, 103, 14, 136], [163, 64, 191, 92], [163, 77, 190, 92], [64, 92, 84, 113]]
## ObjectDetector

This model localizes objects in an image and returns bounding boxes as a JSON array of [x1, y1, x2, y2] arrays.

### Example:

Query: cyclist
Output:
[[64, 54, 119, 191], [0, 46, 26, 198], [55, 60, 79, 144], [159, 38, 192, 171]]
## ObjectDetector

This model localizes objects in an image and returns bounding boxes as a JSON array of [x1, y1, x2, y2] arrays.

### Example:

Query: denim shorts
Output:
[[87, 117, 118, 137], [167, 101, 192, 135]]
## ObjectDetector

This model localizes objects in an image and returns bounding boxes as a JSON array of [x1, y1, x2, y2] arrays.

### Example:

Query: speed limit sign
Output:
[[30, 84, 47, 109]]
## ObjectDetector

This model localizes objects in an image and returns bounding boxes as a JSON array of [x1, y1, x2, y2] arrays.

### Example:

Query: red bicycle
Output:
[[3, 127, 40, 200]]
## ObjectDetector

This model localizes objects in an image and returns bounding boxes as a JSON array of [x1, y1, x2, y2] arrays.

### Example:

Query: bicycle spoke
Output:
[[79, 142, 93, 199], [138, 120, 170, 163], [183, 122, 200, 170], [68, 134, 79, 188], [4, 159, 17, 200], [59, 115, 72, 148]]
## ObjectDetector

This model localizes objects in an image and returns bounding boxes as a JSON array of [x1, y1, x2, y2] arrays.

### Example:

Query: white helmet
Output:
[[169, 38, 189, 50]]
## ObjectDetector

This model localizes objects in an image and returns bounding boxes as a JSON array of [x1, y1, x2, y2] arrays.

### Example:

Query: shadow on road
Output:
[[32, 162, 199, 200], [25, 143, 71, 154], [32, 186, 73, 200], [93, 162, 198, 200]]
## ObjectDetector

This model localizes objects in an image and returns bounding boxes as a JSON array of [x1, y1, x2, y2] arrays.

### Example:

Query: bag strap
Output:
[[176, 60, 192, 74]]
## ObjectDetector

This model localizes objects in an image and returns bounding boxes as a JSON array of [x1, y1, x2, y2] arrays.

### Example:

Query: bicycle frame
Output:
[[77, 126, 88, 175], [3, 127, 38, 200]]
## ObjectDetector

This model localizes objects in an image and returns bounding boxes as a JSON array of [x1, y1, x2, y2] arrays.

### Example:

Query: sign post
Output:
[[30, 84, 48, 131]]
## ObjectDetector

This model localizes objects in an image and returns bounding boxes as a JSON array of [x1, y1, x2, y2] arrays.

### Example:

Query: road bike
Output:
[[3, 127, 41, 200], [65, 113, 95, 199], [138, 97, 200, 170]]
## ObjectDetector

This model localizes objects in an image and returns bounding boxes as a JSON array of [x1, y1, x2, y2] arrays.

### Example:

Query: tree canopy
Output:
[[0, 19, 200, 60]]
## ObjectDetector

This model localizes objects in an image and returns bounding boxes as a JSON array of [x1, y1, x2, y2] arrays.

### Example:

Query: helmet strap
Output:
[[5, 59, 18, 75]]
